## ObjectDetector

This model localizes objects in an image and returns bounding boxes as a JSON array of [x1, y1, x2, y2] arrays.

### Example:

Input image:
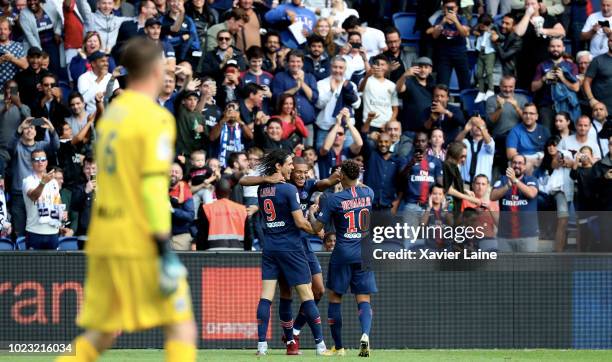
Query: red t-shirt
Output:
[[63, 0, 84, 49]]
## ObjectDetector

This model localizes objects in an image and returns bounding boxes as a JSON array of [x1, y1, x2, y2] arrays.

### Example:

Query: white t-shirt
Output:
[[362, 77, 399, 129], [361, 27, 386, 59], [22, 175, 63, 235], [558, 134, 607, 161], [582, 12, 612, 57]]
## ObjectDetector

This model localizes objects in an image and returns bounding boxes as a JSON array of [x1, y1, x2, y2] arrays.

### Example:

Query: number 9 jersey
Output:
[[258, 182, 303, 252], [317, 185, 374, 264]]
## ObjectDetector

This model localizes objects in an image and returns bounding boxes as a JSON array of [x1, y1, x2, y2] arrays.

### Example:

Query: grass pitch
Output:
[[2, 349, 612, 361]]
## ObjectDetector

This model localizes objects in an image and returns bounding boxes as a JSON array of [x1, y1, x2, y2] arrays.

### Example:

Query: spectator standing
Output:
[[201, 30, 247, 84], [580, 0, 612, 57], [531, 38, 580, 131], [70, 156, 96, 242], [241, 46, 274, 114], [234, 0, 264, 53], [536, 136, 573, 252], [443, 141, 485, 220], [158, 71, 177, 114], [271, 49, 318, 146], [321, 0, 358, 37], [315, 56, 360, 149], [506, 103, 551, 172], [426, 0, 471, 91], [591, 102, 610, 149], [11, 117, 59, 236], [15, 47, 50, 111], [206, 8, 248, 52], [261, 31, 289, 74], [341, 15, 386, 59], [576, 50, 593, 115], [0, 17, 27, 89], [19, 0, 63, 75], [456, 115, 495, 185], [77, 51, 119, 114], [395, 57, 434, 134], [176, 90, 206, 158], [491, 14, 522, 77], [63, 0, 89, 66], [195, 177, 249, 250], [383, 120, 412, 159], [254, 118, 294, 153], [460, 174, 499, 251], [359, 55, 399, 132], [35, 74, 71, 130], [23, 149, 63, 249], [83, 0, 131, 52], [169, 162, 194, 250], [264, 0, 317, 49], [584, 36, 612, 114], [112, 0, 158, 61], [160, 0, 201, 64], [514, 0, 565, 89], [0, 80, 30, 174], [490, 154, 540, 252], [473, 14, 497, 103], [340, 31, 369, 85], [362, 133, 401, 211], [383, 27, 407, 83], [56, 120, 90, 191], [423, 84, 466, 144], [144, 17, 177, 72], [486, 0, 511, 16]]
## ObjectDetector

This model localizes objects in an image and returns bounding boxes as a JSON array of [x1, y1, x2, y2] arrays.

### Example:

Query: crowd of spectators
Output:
[[0, 0, 610, 252]]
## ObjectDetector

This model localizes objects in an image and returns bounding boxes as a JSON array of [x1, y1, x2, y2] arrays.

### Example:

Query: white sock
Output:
[[293, 328, 301, 336], [258, 341, 268, 351], [316, 341, 327, 352]]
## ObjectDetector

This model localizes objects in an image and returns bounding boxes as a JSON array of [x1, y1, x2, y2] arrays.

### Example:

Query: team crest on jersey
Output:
[[429, 162, 436, 169]]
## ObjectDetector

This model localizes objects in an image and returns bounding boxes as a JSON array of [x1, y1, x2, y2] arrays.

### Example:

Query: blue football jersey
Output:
[[258, 182, 303, 251], [317, 185, 374, 264], [493, 175, 539, 238]]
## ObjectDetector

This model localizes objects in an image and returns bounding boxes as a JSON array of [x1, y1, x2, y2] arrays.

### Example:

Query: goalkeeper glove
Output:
[[156, 237, 187, 296]]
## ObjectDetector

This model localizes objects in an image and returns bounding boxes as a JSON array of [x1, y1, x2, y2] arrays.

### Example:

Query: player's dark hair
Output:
[[341, 160, 360, 181], [385, 26, 400, 37], [523, 102, 538, 112], [83, 156, 95, 166], [286, 49, 304, 62], [431, 183, 445, 193], [31, 149, 46, 159], [259, 149, 291, 176], [120, 37, 163, 82], [307, 34, 325, 47], [242, 82, 264, 99], [347, 31, 361, 40], [267, 118, 283, 129], [433, 84, 450, 95], [68, 91, 84, 103], [293, 157, 308, 166], [472, 174, 489, 185], [303, 146, 316, 154]]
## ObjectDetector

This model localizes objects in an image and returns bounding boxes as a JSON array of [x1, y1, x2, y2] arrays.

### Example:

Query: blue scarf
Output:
[[219, 122, 243, 167]]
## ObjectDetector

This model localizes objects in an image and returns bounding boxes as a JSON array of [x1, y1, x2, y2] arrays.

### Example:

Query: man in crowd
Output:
[[0, 80, 30, 175], [77, 51, 119, 113], [318, 108, 362, 179], [580, 0, 612, 57], [423, 84, 465, 144], [23, 149, 63, 249], [303, 35, 330, 82], [201, 30, 246, 83], [144, 17, 177, 72], [70, 157, 96, 246], [0, 17, 27, 89], [15, 47, 50, 111], [169, 162, 194, 251], [264, 0, 317, 49], [491, 13, 522, 77], [455, 115, 495, 185], [584, 35, 612, 114], [396, 56, 434, 134], [315, 56, 360, 150], [559, 115, 607, 161], [383, 27, 407, 82], [206, 8, 249, 52], [272, 50, 318, 146], [506, 103, 551, 172], [362, 132, 401, 211], [341, 15, 386, 58], [491, 154, 539, 252]]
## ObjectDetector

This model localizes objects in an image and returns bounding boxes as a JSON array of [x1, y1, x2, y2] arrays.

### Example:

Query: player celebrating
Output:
[[309, 160, 376, 357], [255, 149, 332, 356], [240, 157, 340, 353], [56, 38, 196, 362]]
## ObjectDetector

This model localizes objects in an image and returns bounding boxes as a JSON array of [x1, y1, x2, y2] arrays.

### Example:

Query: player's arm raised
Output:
[[314, 168, 341, 191]]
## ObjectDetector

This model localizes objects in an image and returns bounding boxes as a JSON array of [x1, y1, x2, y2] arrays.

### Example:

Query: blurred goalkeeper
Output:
[[56, 37, 196, 362]]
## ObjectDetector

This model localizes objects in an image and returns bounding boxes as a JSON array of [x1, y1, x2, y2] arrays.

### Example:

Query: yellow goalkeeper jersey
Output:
[[86, 90, 176, 257]]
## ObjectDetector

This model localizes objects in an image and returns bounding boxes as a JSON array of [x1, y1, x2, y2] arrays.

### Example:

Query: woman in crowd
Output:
[[69, 31, 116, 84], [313, 18, 337, 56], [553, 112, 574, 140], [270, 94, 308, 148], [427, 128, 446, 161], [535, 136, 574, 252]]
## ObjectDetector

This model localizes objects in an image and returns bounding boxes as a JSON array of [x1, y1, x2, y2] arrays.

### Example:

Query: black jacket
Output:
[[492, 31, 523, 77]]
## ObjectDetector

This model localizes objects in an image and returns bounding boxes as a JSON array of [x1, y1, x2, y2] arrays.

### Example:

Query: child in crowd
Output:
[[188, 150, 217, 216], [473, 14, 496, 103]]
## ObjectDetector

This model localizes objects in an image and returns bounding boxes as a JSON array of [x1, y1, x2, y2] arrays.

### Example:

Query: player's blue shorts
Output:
[[326, 262, 378, 295], [262, 250, 312, 287], [305, 250, 322, 275]]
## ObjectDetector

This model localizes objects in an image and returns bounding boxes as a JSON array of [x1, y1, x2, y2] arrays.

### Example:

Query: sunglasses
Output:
[[32, 157, 47, 163], [42, 83, 56, 88], [218, 37, 231, 41]]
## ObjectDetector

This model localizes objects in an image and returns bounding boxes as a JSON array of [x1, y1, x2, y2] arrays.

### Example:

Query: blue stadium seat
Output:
[[16, 236, 26, 250], [493, 14, 504, 26], [57, 237, 79, 251], [393, 12, 420, 46], [449, 70, 460, 95], [514, 88, 533, 103], [0, 238, 14, 250]]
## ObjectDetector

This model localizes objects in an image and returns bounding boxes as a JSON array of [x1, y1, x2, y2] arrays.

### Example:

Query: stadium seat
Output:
[[514, 88, 533, 102], [15, 236, 26, 250], [57, 237, 79, 251], [460, 88, 483, 116], [392, 12, 420, 46], [449, 70, 460, 96], [493, 14, 504, 26], [0, 238, 14, 250]]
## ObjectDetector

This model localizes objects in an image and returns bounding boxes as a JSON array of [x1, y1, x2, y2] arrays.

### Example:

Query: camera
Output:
[[351, 42, 361, 49], [31, 118, 45, 127]]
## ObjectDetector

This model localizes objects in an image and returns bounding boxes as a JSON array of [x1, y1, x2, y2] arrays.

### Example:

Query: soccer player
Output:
[[309, 159, 377, 357], [254, 149, 332, 356], [56, 38, 196, 362], [240, 157, 340, 353]]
